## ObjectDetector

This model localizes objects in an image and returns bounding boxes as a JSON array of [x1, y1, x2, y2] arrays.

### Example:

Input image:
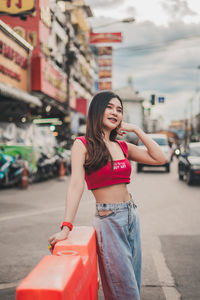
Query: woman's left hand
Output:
[[117, 122, 138, 136]]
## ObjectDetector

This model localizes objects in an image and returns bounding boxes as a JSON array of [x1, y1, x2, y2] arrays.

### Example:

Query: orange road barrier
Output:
[[16, 255, 85, 300], [16, 226, 98, 300], [59, 159, 65, 179], [21, 164, 28, 189], [53, 226, 98, 300]]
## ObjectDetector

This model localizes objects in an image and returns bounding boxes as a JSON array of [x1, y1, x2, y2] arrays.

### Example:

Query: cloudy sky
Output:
[[85, 0, 200, 127]]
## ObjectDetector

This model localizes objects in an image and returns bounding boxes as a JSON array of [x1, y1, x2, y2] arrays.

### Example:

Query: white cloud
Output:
[[86, 0, 200, 25], [85, 0, 200, 125], [85, 0, 123, 11], [161, 0, 197, 20]]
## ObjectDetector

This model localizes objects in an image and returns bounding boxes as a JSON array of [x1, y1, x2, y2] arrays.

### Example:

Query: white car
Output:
[[136, 133, 171, 173]]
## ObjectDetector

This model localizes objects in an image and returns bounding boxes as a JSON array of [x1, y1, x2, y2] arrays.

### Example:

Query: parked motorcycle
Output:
[[174, 147, 181, 158], [0, 149, 25, 187], [57, 149, 71, 175], [34, 152, 54, 182], [51, 147, 71, 177]]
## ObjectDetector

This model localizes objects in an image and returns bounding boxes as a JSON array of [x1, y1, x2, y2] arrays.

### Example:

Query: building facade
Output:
[[115, 85, 145, 143], [0, 0, 95, 140], [0, 20, 41, 123]]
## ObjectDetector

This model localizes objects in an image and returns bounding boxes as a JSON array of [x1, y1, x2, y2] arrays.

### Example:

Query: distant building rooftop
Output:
[[115, 85, 144, 103]]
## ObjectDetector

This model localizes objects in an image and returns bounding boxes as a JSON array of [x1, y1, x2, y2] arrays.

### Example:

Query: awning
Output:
[[42, 95, 68, 115], [0, 81, 42, 107]]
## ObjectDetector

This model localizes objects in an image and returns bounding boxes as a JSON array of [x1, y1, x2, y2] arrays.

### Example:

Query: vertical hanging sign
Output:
[[90, 32, 122, 90], [97, 46, 113, 90]]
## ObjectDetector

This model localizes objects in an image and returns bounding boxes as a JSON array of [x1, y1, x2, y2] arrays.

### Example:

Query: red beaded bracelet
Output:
[[60, 221, 73, 231]]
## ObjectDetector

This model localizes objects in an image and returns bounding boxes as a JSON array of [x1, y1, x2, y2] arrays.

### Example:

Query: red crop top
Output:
[[75, 136, 132, 190]]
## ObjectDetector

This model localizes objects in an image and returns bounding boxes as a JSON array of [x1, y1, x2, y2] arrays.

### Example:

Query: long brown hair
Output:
[[84, 91, 123, 173]]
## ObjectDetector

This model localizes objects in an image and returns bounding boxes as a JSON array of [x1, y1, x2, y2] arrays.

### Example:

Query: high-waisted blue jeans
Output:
[[93, 196, 141, 300]]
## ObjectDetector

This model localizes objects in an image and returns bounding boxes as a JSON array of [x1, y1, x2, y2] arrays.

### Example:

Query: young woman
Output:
[[48, 91, 167, 300]]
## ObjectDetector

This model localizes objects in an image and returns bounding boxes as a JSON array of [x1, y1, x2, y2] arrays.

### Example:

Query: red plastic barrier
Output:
[[59, 159, 65, 178], [16, 226, 98, 300], [16, 255, 85, 300], [21, 164, 28, 189], [53, 226, 98, 300]]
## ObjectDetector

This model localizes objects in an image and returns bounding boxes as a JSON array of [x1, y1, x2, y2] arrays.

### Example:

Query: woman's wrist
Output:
[[60, 221, 73, 231], [129, 124, 142, 134], [61, 226, 70, 233]]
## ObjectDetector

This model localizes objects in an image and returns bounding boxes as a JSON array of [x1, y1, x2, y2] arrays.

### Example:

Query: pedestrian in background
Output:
[[49, 91, 167, 300]]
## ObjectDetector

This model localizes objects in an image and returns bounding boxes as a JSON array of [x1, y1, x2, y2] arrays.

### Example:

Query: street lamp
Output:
[[91, 17, 135, 30]]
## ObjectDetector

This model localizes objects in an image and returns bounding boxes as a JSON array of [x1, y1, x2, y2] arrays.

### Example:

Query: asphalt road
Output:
[[0, 159, 200, 300]]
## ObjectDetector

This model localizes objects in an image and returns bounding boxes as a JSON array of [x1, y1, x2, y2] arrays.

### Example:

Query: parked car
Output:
[[136, 133, 171, 173], [178, 142, 200, 185]]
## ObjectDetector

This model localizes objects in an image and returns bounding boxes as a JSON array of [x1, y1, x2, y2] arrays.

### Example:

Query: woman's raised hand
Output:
[[117, 122, 139, 136]]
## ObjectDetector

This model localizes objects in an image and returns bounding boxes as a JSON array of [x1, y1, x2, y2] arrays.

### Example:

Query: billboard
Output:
[[31, 56, 67, 103], [98, 81, 112, 90], [0, 28, 29, 91], [97, 47, 113, 91], [98, 46, 112, 56], [90, 32, 122, 44], [0, 0, 35, 15], [98, 69, 112, 79], [98, 58, 112, 67]]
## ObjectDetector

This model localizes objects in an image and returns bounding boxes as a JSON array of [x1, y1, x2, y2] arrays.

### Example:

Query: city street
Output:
[[0, 159, 200, 300], [1, 2, 200, 300]]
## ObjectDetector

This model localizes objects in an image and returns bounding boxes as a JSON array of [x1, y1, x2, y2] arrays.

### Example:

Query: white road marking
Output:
[[0, 206, 65, 222], [151, 236, 181, 300], [0, 280, 21, 290]]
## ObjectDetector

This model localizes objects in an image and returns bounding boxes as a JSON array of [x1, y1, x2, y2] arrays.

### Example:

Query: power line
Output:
[[113, 34, 200, 54]]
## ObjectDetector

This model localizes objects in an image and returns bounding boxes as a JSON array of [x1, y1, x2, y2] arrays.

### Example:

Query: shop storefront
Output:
[[31, 55, 67, 111], [0, 20, 41, 122]]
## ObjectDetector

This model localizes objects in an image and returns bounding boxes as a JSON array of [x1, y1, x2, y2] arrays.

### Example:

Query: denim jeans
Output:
[[93, 196, 141, 300]]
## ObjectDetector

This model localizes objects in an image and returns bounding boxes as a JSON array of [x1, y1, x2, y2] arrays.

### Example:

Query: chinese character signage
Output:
[[90, 32, 122, 44], [97, 47, 113, 91], [98, 81, 112, 90], [0, 0, 35, 15], [98, 47, 112, 56], [98, 58, 112, 67], [31, 56, 67, 103], [98, 69, 112, 79], [0, 27, 29, 91]]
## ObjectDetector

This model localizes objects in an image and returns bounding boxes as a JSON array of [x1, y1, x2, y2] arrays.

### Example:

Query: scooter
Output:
[[0, 149, 24, 187], [174, 147, 181, 158], [52, 147, 71, 177], [35, 152, 55, 181]]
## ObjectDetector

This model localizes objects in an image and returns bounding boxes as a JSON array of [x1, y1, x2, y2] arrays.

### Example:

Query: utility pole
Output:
[[189, 97, 194, 142], [64, 11, 76, 140], [65, 23, 70, 117]]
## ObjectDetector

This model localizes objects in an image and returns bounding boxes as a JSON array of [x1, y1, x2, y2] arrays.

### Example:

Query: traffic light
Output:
[[151, 94, 155, 105]]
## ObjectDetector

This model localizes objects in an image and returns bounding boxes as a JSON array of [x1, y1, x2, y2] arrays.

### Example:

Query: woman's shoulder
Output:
[[74, 136, 87, 146], [116, 139, 128, 148], [116, 139, 128, 156], [72, 136, 87, 157]]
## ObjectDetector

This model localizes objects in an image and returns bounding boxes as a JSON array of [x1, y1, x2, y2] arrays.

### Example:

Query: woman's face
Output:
[[102, 97, 123, 130]]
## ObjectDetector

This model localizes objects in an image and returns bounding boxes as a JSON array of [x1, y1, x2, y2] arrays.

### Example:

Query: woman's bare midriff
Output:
[[92, 183, 130, 204]]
